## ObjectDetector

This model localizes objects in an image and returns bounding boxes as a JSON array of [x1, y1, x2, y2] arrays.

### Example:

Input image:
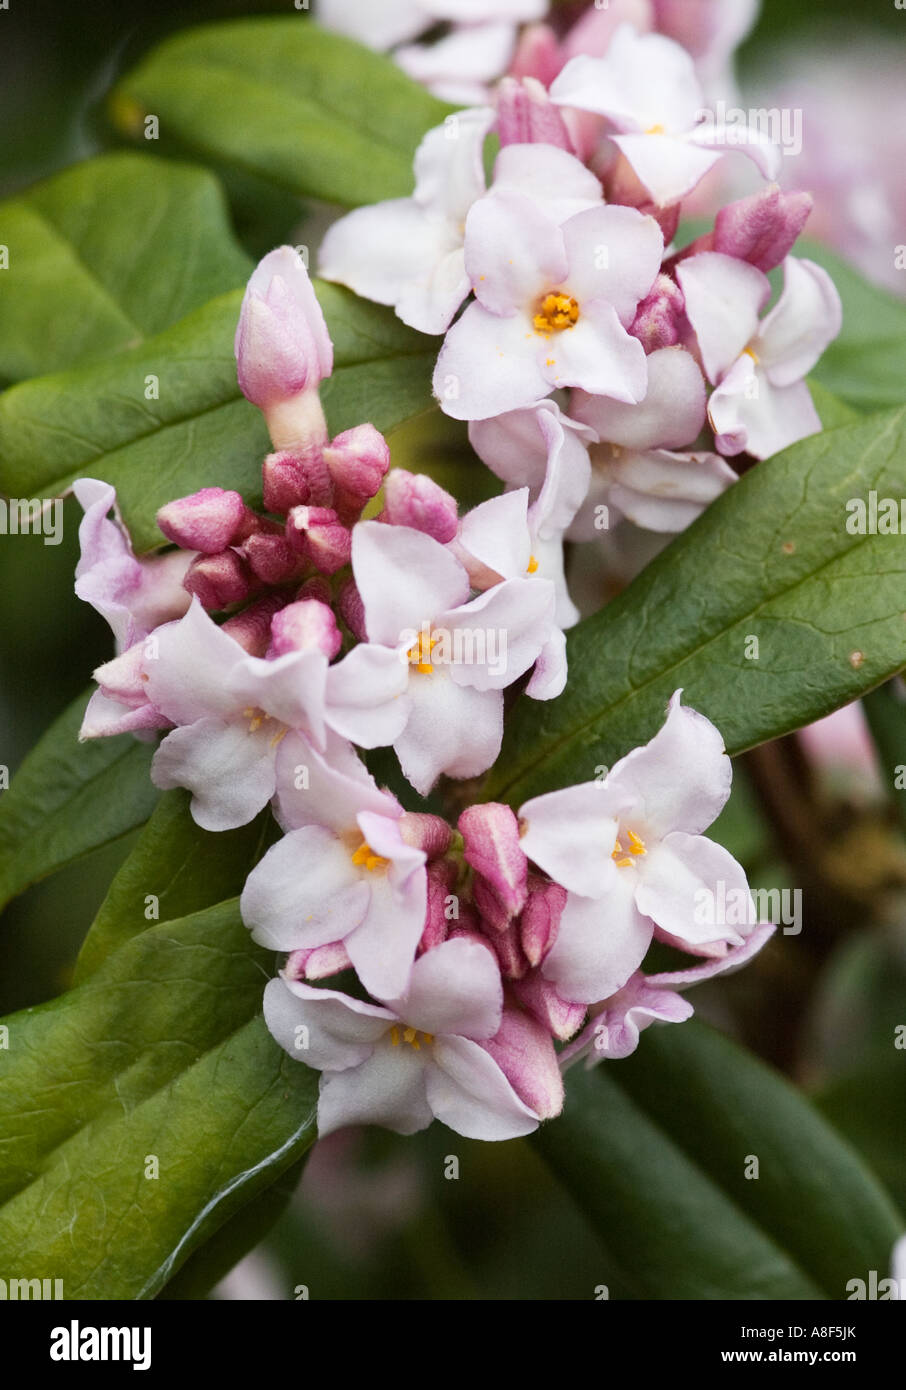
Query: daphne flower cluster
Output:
[[70, 233, 781, 1142], [71, 9, 840, 1143]]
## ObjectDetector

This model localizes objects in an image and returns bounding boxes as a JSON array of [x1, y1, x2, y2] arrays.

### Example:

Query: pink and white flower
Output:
[[518, 691, 754, 1004], [241, 732, 427, 998], [550, 24, 780, 207], [435, 193, 663, 419], [568, 345, 737, 534], [677, 253, 843, 458], [264, 935, 543, 1139], [73, 479, 194, 652], [145, 598, 409, 830], [351, 518, 556, 794], [318, 108, 494, 336]]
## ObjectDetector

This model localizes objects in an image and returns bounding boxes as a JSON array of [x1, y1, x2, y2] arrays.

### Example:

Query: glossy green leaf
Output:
[[111, 18, 451, 208], [0, 689, 158, 913], [534, 1022, 902, 1299], [0, 282, 437, 552], [0, 900, 318, 1299], [0, 153, 251, 383], [862, 681, 906, 833], [485, 407, 906, 806], [816, 1057, 906, 1221], [74, 789, 272, 982]]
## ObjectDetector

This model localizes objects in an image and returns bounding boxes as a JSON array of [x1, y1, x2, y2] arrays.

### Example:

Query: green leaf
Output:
[[797, 241, 906, 412], [485, 407, 906, 806], [0, 153, 251, 383], [111, 18, 451, 208], [0, 900, 318, 1298], [0, 282, 437, 552], [0, 690, 158, 914], [74, 789, 272, 983], [534, 1022, 902, 1299], [816, 1057, 906, 1221]]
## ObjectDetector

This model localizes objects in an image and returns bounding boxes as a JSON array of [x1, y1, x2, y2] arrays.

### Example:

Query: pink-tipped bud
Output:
[[183, 550, 255, 610], [497, 75, 574, 153], [485, 920, 529, 980], [267, 598, 342, 660], [399, 812, 453, 861], [157, 487, 249, 553], [324, 424, 391, 518], [234, 246, 333, 410], [381, 470, 459, 543], [508, 22, 563, 86], [419, 859, 456, 956], [295, 576, 333, 606], [336, 577, 368, 641], [262, 445, 333, 515], [286, 941, 352, 981], [512, 972, 587, 1042], [222, 594, 288, 657], [628, 272, 686, 352], [712, 185, 813, 273], [482, 1003, 564, 1120], [241, 531, 304, 586], [286, 506, 351, 574], [459, 803, 529, 921], [520, 874, 567, 968]]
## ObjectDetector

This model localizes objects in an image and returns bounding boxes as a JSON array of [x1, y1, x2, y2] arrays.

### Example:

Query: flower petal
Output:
[[572, 345, 706, 451], [519, 782, 622, 898], [352, 519, 470, 645], [755, 256, 843, 387], [465, 189, 567, 316], [542, 299, 648, 402], [263, 975, 391, 1071], [434, 300, 551, 420], [635, 830, 750, 948], [240, 824, 369, 950], [676, 251, 771, 383], [542, 879, 654, 1004], [392, 935, 503, 1039], [428, 1036, 539, 1138], [562, 204, 664, 327], [151, 717, 277, 830], [394, 672, 503, 795], [603, 690, 732, 838], [318, 1039, 433, 1137], [325, 642, 411, 748]]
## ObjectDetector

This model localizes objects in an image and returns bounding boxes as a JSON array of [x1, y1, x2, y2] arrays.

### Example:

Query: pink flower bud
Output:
[[419, 859, 456, 955], [295, 576, 333, 606], [336, 577, 368, 641], [323, 424, 391, 517], [712, 185, 813, 273], [241, 531, 304, 586], [628, 272, 686, 352], [286, 506, 351, 574], [262, 445, 332, 515], [512, 972, 587, 1042], [497, 76, 574, 153], [157, 488, 249, 553], [380, 470, 458, 543], [508, 23, 563, 86], [519, 874, 567, 968], [484, 920, 529, 980], [222, 594, 288, 657], [286, 941, 352, 981], [234, 246, 333, 410], [398, 812, 453, 860], [459, 803, 529, 920], [183, 550, 255, 610], [267, 598, 342, 660], [482, 1003, 564, 1120], [94, 641, 151, 707]]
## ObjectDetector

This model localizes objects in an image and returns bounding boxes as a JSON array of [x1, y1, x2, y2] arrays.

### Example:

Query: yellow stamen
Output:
[[407, 630, 438, 675], [533, 291, 580, 336], [390, 1025, 433, 1050], [612, 829, 647, 867], [645, 123, 665, 134], [527, 554, 539, 574], [351, 841, 390, 872], [743, 346, 760, 365]]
